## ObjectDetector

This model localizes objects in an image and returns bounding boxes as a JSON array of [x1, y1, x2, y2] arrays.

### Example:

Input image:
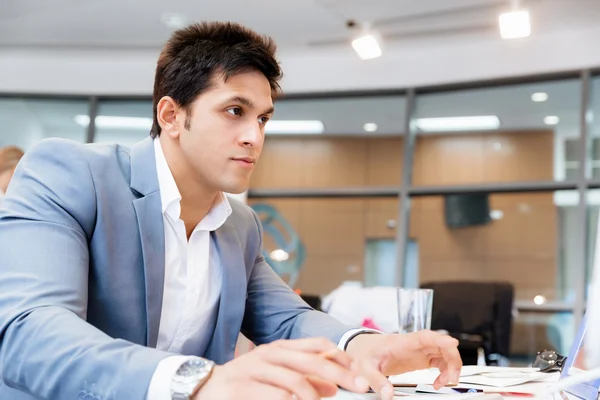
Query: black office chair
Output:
[[420, 281, 514, 365], [300, 294, 322, 311]]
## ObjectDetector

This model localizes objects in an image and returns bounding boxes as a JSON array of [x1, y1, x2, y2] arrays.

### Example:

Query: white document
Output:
[[460, 367, 540, 377], [458, 373, 547, 388], [390, 367, 547, 388], [325, 391, 502, 400]]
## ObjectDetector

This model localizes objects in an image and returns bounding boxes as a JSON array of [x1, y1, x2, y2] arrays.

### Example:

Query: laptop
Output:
[[558, 208, 600, 399], [559, 312, 600, 400]]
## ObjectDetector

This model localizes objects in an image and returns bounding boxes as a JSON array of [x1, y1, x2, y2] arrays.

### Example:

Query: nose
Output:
[[239, 122, 263, 148]]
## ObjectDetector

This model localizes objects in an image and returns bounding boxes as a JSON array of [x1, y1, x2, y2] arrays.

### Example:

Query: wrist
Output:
[[345, 333, 376, 357], [192, 365, 221, 400]]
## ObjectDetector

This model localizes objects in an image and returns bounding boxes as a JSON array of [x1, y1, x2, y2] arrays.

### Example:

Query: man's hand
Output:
[[194, 337, 370, 400], [345, 330, 463, 400]]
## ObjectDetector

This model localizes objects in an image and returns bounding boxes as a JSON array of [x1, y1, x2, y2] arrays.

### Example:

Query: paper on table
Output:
[[460, 367, 546, 388], [323, 392, 379, 400], [389, 367, 546, 388], [460, 367, 539, 377], [389, 368, 441, 386], [458, 372, 547, 388], [325, 391, 503, 400]]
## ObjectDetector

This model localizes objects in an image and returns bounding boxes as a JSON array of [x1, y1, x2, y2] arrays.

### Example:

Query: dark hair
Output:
[[150, 21, 283, 138]]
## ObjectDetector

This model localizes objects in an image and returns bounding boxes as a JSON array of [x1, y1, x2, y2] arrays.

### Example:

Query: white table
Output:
[[325, 373, 560, 400]]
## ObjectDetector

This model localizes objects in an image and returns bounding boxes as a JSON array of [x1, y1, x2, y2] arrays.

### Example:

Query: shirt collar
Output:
[[153, 138, 232, 231]]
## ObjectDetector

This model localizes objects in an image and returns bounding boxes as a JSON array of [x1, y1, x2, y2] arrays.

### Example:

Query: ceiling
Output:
[[1, 0, 600, 147], [1, 0, 600, 53]]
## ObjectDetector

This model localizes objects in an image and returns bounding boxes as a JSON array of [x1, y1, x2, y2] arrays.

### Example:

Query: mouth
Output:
[[231, 157, 256, 167]]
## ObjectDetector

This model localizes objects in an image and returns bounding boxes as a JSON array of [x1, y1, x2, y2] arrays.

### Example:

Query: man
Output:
[[0, 145, 24, 205], [0, 22, 461, 400]]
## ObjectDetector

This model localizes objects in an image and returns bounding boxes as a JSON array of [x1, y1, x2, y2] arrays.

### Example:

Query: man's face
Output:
[[175, 70, 274, 194]]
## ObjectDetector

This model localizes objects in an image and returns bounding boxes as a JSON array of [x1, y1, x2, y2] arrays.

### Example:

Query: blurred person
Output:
[[0, 22, 461, 400], [0, 145, 24, 204]]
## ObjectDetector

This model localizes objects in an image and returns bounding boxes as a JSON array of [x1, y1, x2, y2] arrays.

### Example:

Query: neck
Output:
[[0, 169, 12, 193], [159, 136, 218, 238]]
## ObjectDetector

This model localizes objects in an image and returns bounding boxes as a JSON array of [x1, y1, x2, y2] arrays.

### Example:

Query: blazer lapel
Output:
[[130, 138, 165, 348], [204, 222, 247, 364]]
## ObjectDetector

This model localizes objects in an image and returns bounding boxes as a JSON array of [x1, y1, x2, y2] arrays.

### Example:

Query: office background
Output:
[[2, 0, 600, 364]]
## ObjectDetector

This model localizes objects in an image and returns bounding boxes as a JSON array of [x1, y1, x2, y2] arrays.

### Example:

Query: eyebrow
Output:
[[225, 96, 274, 115]]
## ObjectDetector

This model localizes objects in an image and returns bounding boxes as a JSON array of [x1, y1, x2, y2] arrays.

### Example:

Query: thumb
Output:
[[358, 360, 394, 400]]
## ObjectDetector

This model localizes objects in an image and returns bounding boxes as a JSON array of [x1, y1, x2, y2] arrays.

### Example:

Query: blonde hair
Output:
[[0, 146, 24, 173]]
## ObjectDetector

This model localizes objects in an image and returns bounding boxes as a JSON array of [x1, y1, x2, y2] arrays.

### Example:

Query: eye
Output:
[[259, 116, 270, 125], [226, 107, 243, 116]]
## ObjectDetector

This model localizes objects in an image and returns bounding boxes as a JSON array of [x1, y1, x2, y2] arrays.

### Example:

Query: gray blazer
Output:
[[0, 137, 350, 400]]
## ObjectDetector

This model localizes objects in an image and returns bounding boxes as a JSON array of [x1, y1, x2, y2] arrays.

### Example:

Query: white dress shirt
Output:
[[147, 139, 231, 400], [146, 139, 373, 399]]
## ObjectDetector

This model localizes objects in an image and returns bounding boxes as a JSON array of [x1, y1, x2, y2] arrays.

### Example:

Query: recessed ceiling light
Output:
[[351, 34, 382, 60], [499, 10, 531, 39], [544, 116, 560, 125], [531, 92, 548, 102], [270, 249, 289, 262], [587, 110, 594, 124], [490, 210, 504, 220], [363, 122, 378, 132], [413, 116, 500, 132], [74, 115, 152, 129], [160, 13, 188, 30], [264, 120, 324, 134]]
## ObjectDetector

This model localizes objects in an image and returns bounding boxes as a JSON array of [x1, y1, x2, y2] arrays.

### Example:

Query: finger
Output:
[[436, 338, 462, 383], [430, 357, 450, 387], [433, 368, 449, 390], [273, 338, 353, 368], [358, 359, 394, 400], [307, 376, 338, 398], [430, 357, 447, 371], [416, 332, 462, 384], [415, 330, 459, 350], [244, 380, 294, 400], [253, 363, 320, 400], [262, 347, 370, 394], [428, 354, 460, 385]]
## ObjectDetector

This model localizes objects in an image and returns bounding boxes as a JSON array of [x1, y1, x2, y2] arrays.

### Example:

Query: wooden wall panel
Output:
[[248, 198, 368, 295], [301, 140, 368, 187], [411, 192, 558, 301], [366, 138, 403, 186], [249, 131, 557, 304], [412, 130, 554, 186], [298, 199, 366, 295], [480, 133, 554, 182], [413, 134, 486, 186], [364, 198, 399, 239], [251, 139, 305, 188], [251, 137, 404, 188]]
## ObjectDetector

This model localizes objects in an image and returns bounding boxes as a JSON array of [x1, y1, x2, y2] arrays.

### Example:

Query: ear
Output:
[[156, 96, 183, 139]]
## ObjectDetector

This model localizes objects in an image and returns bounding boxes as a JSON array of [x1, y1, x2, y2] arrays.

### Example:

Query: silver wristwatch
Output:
[[170, 358, 215, 400]]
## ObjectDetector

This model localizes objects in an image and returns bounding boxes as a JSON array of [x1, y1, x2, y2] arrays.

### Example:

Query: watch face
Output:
[[172, 358, 215, 397], [178, 359, 211, 378]]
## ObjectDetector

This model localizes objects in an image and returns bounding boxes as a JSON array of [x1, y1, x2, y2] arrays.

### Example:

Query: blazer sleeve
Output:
[[0, 139, 172, 400], [240, 208, 352, 345]]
